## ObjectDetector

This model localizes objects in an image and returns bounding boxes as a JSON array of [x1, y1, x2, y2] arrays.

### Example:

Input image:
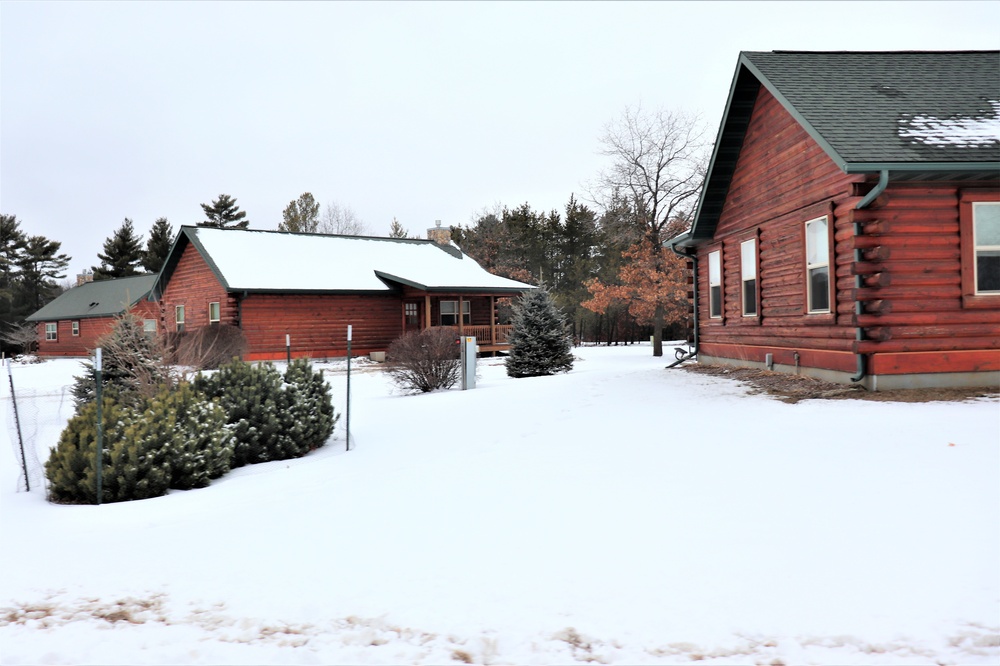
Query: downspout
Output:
[[668, 241, 699, 367], [850, 170, 889, 384]]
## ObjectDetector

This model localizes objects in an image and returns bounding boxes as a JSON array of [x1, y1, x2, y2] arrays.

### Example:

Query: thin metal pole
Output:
[[286, 334, 291, 364], [346, 325, 352, 451], [7, 360, 29, 492], [95, 348, 103, 505]]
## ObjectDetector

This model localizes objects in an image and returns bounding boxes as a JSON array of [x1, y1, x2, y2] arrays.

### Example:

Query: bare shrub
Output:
[[385, 328, 460, 393], [0, 320, 38, 356], [172, 324, 247, 370]]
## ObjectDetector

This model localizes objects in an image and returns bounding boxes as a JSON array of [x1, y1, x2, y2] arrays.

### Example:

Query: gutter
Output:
[[667, 234, 699, 367], [850, 169, 889, 384]]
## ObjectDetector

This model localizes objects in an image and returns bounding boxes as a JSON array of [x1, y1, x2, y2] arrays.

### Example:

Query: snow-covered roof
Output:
[[159, 227, 534, 295]]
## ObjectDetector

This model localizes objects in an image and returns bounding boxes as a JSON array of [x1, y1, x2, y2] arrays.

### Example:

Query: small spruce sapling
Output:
[[505, 285, 574, 378]]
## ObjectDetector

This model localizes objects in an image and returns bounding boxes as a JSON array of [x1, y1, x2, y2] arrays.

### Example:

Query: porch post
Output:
[[424, 295, 431, 330], [458, 295, 464, 335], [490, 295, 496, 345]]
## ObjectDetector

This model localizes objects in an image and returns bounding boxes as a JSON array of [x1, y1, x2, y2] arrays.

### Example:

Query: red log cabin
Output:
[[671, 51, 1000, 390], [148, 225, 534, 361], [26, 274, 159, 357]]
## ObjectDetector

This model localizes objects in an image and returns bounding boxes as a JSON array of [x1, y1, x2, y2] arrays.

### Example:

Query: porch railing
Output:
[[443, 324, 513, 345]]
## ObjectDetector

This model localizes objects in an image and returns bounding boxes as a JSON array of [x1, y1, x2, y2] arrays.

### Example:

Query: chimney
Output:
[[76, 269, 94, 287], [427, 219, 452, 245]]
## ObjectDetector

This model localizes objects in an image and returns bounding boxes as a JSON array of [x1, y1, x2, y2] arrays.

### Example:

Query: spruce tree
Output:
[[199, 194, 249, 229], [388, 217, 409, 238], [142, 217, 174, 273], [93, 218, 144, 280], [505, 285, 574, 378]]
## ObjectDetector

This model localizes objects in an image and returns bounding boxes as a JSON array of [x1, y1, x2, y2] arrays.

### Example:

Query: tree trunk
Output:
[[653, 303, 664, 357]]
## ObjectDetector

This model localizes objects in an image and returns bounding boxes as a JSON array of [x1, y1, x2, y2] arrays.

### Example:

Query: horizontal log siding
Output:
[[34, 301, 161, 357], [240, 293, 402, 360], [158, 244, 233, 332], [845, 184, 1000, 375], [697, 86, 864, 374]]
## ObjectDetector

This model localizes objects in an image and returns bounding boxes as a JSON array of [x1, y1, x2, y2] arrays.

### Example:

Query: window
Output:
[[708, 250, 722, 318], [741, 239, 758, 317], [143, 319, 157, 336], [208, 302, 220, 324], [440, 300, 470, 326], [805, 216, 830, 313], [175, 305, 185, 332], [71, 321, 80, 337], [45, 323, 57, 341], [973, 202, 1000, 294], [404, 302, 419, 326]]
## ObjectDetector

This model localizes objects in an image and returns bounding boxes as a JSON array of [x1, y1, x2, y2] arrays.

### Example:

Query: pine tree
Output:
[[0, 215, 28, 326], [279, 192, 320, 233], [388, 217, 409, 238], [142, 217, 174, 273], [17, 235, 70, 312], [505, 285, 574, 378], [93, 218, 144, 280], [281, 359, 338, 454], [199, 194, 249, 229]]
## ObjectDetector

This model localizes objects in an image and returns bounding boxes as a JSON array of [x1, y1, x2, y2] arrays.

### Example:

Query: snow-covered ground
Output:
[[1, 344, 997, 665]]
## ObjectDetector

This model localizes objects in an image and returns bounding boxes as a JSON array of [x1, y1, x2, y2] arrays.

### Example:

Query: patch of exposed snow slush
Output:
[[899, 100, 1000, 147]]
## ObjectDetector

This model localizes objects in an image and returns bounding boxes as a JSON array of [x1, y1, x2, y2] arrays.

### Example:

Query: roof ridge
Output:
[[180, 224, 438, 245]]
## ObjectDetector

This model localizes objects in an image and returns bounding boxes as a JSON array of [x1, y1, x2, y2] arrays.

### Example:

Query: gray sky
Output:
[[2, 1, 998, 279]]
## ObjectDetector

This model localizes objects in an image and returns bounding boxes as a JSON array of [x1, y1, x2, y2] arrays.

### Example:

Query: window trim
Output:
[[740, 236, 759, 318], [708, 248, 723, 319], [960, 191, 1000, 309], [804, 215, 832, 314], [175, 305, 185, 332], [208, 301, 221, 324], [71, 320, 80, 337], [439, 299, 471, 326], [45, 322, 57, 341]]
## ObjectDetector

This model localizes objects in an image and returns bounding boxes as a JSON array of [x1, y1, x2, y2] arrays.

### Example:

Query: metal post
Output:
[[346, 325, 352, 451], [6, 359, 29, 492], [286, 334, 291, 364], [95, 347, 103, 505]]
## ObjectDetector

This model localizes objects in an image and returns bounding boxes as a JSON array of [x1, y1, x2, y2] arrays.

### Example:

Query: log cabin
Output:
[[26, 274, 159, 357], [149, 226, 534, 361], [670, 51, 1000, 390]]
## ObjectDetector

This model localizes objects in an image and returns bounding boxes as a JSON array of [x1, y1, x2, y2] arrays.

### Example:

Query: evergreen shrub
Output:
[[385, 328, 461, 393], [45, 397, 172, 504], [505, 285, 575, 378], [281, 359, 338, 454]]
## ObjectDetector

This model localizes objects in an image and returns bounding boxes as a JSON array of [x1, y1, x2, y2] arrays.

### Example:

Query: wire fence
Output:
[[4, 376, 73, 494]]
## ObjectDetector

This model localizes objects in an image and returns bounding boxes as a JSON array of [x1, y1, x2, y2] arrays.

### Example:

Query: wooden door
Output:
[[403, 300, 422, 332]]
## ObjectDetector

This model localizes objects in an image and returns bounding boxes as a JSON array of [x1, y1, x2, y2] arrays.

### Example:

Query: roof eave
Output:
[[843, 161, 1000, 173]]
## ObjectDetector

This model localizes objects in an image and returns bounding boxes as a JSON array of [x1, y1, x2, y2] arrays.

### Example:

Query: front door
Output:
[[403, 300, 421, 333]]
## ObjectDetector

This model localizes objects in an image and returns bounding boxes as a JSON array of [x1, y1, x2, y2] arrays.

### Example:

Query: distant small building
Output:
[[671, 50, 1000, 390], [26, 274, 159, 356], [150, 226, 533, 361]]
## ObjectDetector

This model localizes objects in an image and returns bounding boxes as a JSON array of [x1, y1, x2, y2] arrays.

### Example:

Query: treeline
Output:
[[452, 194, 689, 346]]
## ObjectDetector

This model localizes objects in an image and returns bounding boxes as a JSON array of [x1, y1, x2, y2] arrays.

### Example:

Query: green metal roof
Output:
[[25, 274, 157, 322], [683, 50, 1000, 246]]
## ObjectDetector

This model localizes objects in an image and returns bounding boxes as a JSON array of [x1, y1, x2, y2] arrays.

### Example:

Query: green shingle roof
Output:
[[25, 274, 156, 322], [742, 50, 999, 168]]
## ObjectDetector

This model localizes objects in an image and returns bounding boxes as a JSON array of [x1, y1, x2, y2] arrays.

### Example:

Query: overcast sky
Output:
[[2, 1, 998, 279]]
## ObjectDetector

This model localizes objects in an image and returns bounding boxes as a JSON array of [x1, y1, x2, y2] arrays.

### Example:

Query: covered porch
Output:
[[401, 291, 518, 353]]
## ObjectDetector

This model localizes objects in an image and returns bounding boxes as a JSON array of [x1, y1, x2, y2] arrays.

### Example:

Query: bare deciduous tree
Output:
[[318, 202, 370, 236], [589, 105, 708, 356], [0, 320, 38, 356]]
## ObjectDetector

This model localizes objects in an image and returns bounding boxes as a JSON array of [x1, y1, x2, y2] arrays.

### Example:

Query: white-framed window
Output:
[[208, 302, 220, 324], [143, 319, 157, 336], [741, 238, 758, 317], [71, 320, 80, 337], [45, 322, 57, 341], [440, 300, 470, 326], [973, 202, 1000, 294], [805, 216, 830, 313], [175, 305, 185, 332], [708, 250, 722, 318]]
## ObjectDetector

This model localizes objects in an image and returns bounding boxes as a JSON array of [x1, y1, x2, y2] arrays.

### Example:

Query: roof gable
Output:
[[26, 274, 157, 322], [681, 50, 1000, 247], [153, 227, 534, 297]]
